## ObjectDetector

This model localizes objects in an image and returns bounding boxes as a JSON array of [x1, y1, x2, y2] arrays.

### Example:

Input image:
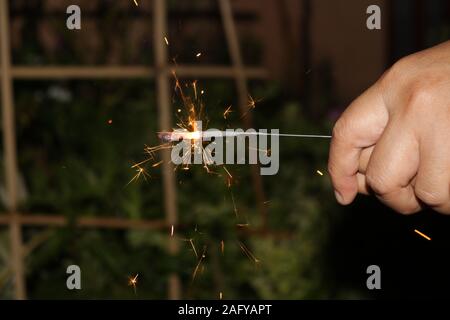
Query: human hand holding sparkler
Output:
[[328, 40, 450, 214]]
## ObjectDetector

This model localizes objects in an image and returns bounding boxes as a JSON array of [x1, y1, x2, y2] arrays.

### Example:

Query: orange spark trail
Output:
[[128, 274, 139, 294], [223, 166, 232, 179], [152, 160, 164, 168], [189, 239, 199, 259], [126, 166, 150, 186], [223, 105, 232, 119], [230, 191, 238, 219], [238, 241, 259, 264], [192, 246, 207, 281], [414, 229, 431, 241]]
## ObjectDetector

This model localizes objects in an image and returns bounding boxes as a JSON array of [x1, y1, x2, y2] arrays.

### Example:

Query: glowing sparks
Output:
[[164, 36, 169, 45], [189, 239, 199, 259], [223, 105, 232, 119], [133, 0, 138, 6], [236, 223, 250, 228], [125, 59, 336, 298], [230, 191, 238, 219], [126, 166, 150, 186], [107, 119, 113, 125], [227, 177, 232, 188], [152, 160, 164, 168], [316, 170, 324, 176], [237, 241, 259, 264], [181, 237, 199, 259], [192, 246, 207, 281], [192, 80, 198, 100], [414, 229, 431, 241], [219, 292, 223, 300], [128, 274, 139, 294], [223, 166, 232, 179], [247, 94, 258, 109], [240, 94, 262, 119]]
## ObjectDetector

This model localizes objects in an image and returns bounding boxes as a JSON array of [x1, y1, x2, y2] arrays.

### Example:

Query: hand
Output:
[[328, 41, 450, 214]]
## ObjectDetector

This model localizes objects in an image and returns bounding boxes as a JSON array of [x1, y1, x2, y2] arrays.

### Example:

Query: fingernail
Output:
[[334, 190, 344, 204]]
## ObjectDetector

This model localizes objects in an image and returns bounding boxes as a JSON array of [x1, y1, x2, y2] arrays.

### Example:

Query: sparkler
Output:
[[157, 131, 331, 143], [128, 68, 331, 291]]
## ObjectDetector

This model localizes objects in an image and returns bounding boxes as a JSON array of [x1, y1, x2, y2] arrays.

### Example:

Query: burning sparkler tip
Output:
[[157, 132, 173, 143]]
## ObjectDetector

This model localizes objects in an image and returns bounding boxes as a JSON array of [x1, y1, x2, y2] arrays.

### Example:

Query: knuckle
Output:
[[392, 55, 413, 71], [365, 171, 394, 196], [415, 186, 447, 207], [332, 119, 348, 141], [380, 56, 411, 85], [407, 84, 436, 110]]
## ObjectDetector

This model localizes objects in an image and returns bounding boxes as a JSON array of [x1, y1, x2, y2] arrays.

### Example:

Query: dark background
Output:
[[0, 0, 449, 299]]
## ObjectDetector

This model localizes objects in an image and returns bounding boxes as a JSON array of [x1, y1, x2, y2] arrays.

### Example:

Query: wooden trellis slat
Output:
[[0, 214, 167, 230], [0, 0, 26, 300], [0, 65, 267, 79], [218, 0, 268, 228]]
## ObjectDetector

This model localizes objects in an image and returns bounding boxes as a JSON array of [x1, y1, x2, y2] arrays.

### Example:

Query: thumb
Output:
[[328, 83, 388, 204]]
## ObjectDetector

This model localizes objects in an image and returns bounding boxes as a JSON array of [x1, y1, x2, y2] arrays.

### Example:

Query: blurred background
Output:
[[0, 0, 449, 299]]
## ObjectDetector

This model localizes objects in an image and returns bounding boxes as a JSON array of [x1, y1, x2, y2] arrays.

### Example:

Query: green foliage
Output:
[[0, 76, 348, 298]]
